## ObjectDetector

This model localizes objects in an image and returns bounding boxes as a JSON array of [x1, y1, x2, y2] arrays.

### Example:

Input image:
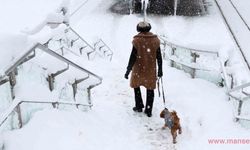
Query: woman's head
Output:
[[137, 21, 151, 32]]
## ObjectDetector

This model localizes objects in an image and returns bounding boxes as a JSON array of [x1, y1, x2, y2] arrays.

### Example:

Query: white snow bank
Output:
[[1, 0, 250, 150], [219, 45, 250, 88], [0, 33, 29, 75], [0, 23, 68, 74], [232, 0, 250, 25], [163, 68, 250, 150], [0, 0, 63, 33], [3, 64, 250, 150], [215, 0, 250, 68], [2, 109, 152, 150], [0, 136, 3, 150], [152, 16, 234, 52]]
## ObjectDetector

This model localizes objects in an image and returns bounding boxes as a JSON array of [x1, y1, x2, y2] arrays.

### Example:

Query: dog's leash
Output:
[[157, 78, 161, 97], [157, 77, 166, 106]]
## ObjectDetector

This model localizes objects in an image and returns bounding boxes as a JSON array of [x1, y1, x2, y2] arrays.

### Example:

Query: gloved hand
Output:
[[158, 69, 163, 77], [124, 70, 130, 79]]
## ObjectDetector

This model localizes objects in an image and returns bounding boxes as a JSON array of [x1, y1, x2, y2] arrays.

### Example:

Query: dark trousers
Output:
[[134, 87, 154, 113]]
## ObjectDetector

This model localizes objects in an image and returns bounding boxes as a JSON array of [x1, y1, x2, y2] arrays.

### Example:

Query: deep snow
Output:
[[0, 0, 250, 150]]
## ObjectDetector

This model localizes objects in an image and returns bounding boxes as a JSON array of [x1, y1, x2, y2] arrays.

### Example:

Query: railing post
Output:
[[170, 47, 176, 67], [236, 100, 243, 122], [161, 42, 167, 60], [52, 102, 59, 108], [87, 86, 92, 107], [79, 46, 87, 55], [8, 71, 16, 99], [47, 65, 69, 91], [9, 71, 16, 87], [70, 38, 79, 47], [15, 105, 23, 128], [223, 59, 234, 90], [60, 47, 64, 56], [72, 82, 77, 100], [191, 52, 199, 63], [191, 52, 200, 78], [14, 68, 18, 76], [71, 76, 89, 104], [47, 74, 55, 91], [85, 83, 101, 108], [229, 74, 234, 89]]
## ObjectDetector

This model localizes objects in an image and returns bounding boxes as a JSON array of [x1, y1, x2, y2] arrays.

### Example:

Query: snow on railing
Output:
[[213, 0, 250, 123], [47, 26, 114, 61], [0, 99, 90, 130], [70, 0, 89, 17], [159, 35, 250, 123], [214, 0, 250, 70], [0, 0, 106, 139], [0, 0, 108, 108], [93, 39, 113, 61], [20, 0, 113, 61], [0, 42, 103, 141], [1, 43, 102, 102], [219, 57, 250, 122], [159, 35, 221, 82]]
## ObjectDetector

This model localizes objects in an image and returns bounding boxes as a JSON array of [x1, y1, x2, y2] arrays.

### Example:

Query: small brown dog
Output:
[[160, 108, 182, 144]]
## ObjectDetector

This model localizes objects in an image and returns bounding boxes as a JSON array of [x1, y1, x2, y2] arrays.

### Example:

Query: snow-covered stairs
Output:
[[0, 41, 103, 132]]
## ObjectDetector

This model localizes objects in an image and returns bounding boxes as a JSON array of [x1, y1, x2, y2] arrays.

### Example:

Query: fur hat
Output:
[[137, 21, 151, 32]]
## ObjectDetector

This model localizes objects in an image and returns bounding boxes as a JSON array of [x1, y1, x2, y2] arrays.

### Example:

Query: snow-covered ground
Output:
[[215, 0, 250, 69], [0, 0, 250, 150]]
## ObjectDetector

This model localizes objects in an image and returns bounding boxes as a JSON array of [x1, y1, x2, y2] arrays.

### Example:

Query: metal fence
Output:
[[159, 35, 250, 124], [159, 35, 221, 84], [0, 42, 103, 135]]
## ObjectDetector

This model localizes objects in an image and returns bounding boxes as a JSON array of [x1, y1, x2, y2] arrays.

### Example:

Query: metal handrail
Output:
[[3, 43, 102, 83], [229, 82, 250, 93], [213, 0, 250, 70], [92, 39, 113, 61], [219, 58, 231, 91], [213, 0, 250, 94], [65, 27, 113, 61], [168, 55, 214, 71], [0, 42, 103, 129], [5, 44, 39, 76], [159, 35, 219, 56], [0, 78, 8, 86], [70, 0, 89, 17], [68, 27, 95, 50], [37, 44, 102, 81], [235, 116, 250, 121], [161, 36, 250, 95], [159, 35, 221, 80], [159, 32, 250, 122], [160, 35, 250, 122], [0, 99, 90, 128]]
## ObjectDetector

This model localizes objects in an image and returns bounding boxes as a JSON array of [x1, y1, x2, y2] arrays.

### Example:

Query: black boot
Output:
[[133, 107, 143, 112], [144, 89, 154, 117], [133, 87, 144, 112]]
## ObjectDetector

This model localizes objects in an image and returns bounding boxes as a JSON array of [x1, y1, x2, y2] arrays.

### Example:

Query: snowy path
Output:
[[2, 63, 249, 150], [1, 0, 250, 150]]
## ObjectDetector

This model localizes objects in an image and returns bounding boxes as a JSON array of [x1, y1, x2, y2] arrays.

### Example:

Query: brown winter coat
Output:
[[130, 32, 160, 90]]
